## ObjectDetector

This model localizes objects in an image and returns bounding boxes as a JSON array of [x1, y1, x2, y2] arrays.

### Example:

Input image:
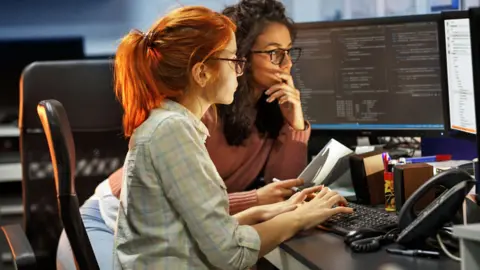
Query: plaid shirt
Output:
[[113, 100, 261, 269]]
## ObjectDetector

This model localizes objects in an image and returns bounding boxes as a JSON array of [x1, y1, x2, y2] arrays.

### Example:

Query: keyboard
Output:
[[319, 202, 398, 236]]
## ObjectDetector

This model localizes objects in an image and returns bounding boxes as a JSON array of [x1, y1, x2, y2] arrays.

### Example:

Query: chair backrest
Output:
[[19, 59, 128, 268], [37, 99, 99, 270]]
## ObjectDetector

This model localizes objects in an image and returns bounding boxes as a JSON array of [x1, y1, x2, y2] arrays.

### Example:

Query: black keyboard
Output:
[[319, 202, 398, 236]]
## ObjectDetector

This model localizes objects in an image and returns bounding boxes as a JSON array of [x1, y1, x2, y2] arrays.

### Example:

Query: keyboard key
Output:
[[320, 202, 398, 236]]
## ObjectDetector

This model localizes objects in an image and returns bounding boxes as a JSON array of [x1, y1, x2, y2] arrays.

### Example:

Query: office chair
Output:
[[37, 99, 100, 269], [0, 225, 36, 270], [1, 59, 128, 269]]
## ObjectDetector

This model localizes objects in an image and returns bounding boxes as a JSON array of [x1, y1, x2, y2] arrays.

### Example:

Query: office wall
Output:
[[0, 0, 231, 56], [0, 0, 475, 56], [0, 0, 132, 56], [129, 0, 228, 35], [290, 0, 443, 22], [0, 0, 294, 56]]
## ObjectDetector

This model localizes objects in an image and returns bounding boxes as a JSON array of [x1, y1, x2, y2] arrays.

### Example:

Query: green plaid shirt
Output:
[[113, 99, 260, 269]]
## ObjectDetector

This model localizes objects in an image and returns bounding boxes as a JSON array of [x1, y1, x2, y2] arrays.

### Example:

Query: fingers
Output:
[[322, 188, 339, 201], [275, 72, 295, 87], [265, 84, 283, 95], [325, 194, 342, 207], [266, 89, 287, 103], [319, 186, 348, 206], [280, 188, 295, 198], [289, 191, 307, 204], [289, 185, 323, 203], [278, 95, 300, 105], [313, 187, 345, 205], [326, 194, 349, 207], [328, 207, 354, 216], [265, 84, 300, 103], [300, 185, 323, 195], [274, 178, 304, 188], [313, 186, 328, 200]]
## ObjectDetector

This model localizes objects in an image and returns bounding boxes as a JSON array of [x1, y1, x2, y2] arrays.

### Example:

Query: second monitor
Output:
[[293, 14, 445, 136], [438, 11, 476, 137]]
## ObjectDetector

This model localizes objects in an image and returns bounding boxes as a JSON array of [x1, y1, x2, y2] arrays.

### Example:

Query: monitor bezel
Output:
[[437, 10, 475, 141], [468, 7, 480, 194], [294, 13, 447, 137]]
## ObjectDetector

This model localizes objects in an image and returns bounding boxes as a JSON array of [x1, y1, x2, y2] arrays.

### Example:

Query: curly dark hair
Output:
[[218, 0, 296, 146]]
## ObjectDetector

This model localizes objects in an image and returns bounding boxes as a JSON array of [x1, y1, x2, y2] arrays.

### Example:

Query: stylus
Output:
[[273, 178, 300, 192], [386, 248, 440, 258]]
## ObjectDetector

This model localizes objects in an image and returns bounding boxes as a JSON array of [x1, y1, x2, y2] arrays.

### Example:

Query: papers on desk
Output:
[[299, 139, 353, 187], [355, 146, 375, 155], [298, 139, 357, 200]]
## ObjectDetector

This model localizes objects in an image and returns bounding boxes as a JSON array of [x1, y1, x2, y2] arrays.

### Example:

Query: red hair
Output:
[[114, 6, 236, 137]]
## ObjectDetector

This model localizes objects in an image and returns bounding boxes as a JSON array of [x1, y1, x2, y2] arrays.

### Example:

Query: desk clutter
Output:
[[303, 138, 478, 263]]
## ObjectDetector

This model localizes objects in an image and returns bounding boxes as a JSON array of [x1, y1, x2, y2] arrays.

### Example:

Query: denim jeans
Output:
[[56, 198, 115, 270]]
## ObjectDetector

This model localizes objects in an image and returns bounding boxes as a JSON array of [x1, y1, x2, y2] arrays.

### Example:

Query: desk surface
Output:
[[275, 230, 460, 270]]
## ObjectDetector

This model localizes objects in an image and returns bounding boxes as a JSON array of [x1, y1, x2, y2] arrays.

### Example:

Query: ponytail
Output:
[[114, 6, 236, 137], [115, 31, 170, 137]]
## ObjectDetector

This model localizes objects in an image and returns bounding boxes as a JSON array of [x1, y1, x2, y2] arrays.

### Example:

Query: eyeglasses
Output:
[[251, 47, 302, 65], [209, 57, 247, 76]]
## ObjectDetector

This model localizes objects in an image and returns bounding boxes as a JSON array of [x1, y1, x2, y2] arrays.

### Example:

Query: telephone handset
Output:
[[396, 168, 475, 247]]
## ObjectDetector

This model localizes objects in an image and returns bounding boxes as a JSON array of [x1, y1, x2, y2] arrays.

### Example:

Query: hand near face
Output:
[[265, 72, 305, 130]]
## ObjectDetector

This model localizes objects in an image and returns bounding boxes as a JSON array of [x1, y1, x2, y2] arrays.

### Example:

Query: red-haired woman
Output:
[[111, 6, 351, 269]]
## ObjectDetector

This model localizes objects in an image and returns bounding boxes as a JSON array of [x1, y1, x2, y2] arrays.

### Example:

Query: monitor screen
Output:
[[292, 15, 445, 135], [0, 37, 84, 122], [444, 18, 476, 134]]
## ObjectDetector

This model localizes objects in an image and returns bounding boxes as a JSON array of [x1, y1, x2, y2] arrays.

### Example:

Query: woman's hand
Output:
[[294, 187, 354, 231], [256, 178, 304, 205], [265, 72, 305, 130], [255, 185, 324, 223]]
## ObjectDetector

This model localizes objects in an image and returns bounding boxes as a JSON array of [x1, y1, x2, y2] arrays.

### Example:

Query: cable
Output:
[[436, 233, 461, 262], [349, 228, 399, 253]]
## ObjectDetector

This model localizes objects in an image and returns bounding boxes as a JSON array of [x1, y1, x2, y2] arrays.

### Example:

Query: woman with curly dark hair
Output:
[[208, 0, 310, 205]]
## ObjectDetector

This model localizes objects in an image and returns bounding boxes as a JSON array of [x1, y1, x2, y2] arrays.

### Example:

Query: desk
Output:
[[264, 230, 460, 270]]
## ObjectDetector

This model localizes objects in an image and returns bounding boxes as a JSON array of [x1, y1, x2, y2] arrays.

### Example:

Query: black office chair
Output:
[[0, 59, 128, 269], [0, 225, 35, 270], [37, 99, 100, 269]]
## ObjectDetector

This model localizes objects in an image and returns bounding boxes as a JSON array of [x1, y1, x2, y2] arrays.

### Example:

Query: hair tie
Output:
[[143, 31, 155, 48]]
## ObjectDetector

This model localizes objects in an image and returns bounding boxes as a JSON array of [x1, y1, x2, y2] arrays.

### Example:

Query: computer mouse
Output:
[[344, 228, 385, 245]]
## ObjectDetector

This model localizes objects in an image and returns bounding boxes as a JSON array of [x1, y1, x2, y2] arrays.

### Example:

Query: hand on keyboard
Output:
[[293, 186, 354, 231], [255, 185, 324, 222], [320, 202, 399, 235]]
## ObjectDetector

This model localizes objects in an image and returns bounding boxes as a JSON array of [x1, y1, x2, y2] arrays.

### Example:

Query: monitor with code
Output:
[[292, 14, 446, 136]]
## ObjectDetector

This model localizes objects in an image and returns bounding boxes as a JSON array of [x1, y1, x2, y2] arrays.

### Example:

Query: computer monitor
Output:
[[438, 11, 476, 139], [292, 14, 446, 136], [0, 37, 84, 123], [468, 7, 480, 194]]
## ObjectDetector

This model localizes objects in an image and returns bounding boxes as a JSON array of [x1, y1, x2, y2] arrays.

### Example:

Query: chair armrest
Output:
[[1, 224, 36, 270]]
